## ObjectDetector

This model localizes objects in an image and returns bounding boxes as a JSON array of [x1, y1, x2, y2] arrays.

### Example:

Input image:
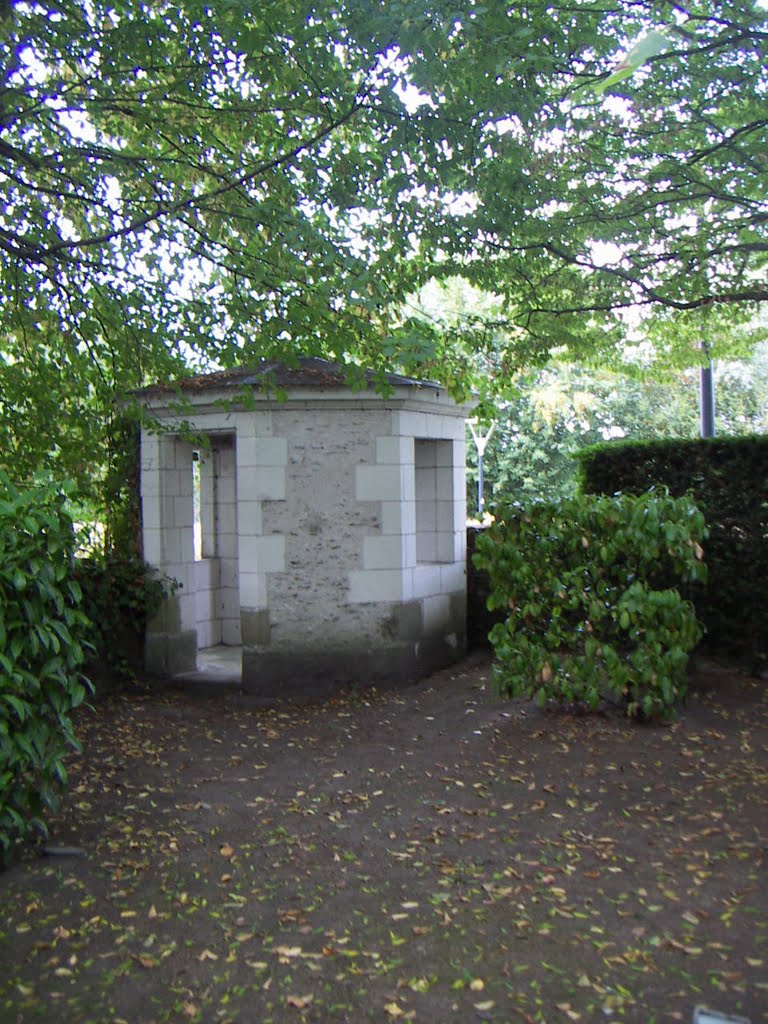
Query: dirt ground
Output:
[[1, 651, 766, 1024]]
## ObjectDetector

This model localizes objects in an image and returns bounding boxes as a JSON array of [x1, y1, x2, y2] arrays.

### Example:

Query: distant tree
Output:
[[467, 344, 768, 513]]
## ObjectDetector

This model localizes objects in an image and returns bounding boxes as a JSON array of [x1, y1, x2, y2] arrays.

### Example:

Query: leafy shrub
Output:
[[0, 472, 92, 859], [75, 556, 169, 679], [474, 490, 707, 720], [575, 435, 768, 662]]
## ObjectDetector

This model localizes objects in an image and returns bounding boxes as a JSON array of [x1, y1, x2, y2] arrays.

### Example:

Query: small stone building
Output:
[[138, 359, 473, 697]]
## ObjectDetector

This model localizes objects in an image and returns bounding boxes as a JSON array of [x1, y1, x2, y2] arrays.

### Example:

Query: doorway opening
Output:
[[190, 436, 241, 675]]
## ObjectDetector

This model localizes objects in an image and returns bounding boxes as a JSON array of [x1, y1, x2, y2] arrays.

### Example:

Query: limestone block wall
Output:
[[195, 449, 219, 648], [215, 443, 240, 645], [242, 398, 468, 696], [194, 558, 220, 649], [192, 439, 240, 648], [235, 411, 287, 650], [143, 425, 242, 669], [254, 404, 389, 655], [348, 408, 467, 600], [142, 433, 199, 675]]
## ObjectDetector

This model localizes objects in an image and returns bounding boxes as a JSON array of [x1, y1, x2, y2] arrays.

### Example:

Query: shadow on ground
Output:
[[1, 651, 766, 1023]]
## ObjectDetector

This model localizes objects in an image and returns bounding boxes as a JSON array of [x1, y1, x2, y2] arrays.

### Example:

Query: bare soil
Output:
[[1, 651, 766, 1023]]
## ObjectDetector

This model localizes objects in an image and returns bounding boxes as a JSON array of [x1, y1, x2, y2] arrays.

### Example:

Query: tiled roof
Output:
[[137, 357, 441, 396]]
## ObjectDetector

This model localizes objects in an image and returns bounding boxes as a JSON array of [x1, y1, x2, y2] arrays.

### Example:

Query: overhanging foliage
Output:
[[1, 1, 766, 534]]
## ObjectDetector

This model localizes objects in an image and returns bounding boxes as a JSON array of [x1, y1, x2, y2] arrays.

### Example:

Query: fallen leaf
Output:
[[287, 994, 313, 1009], [474, 1000, 495, 1011], [408, 977, 431, 992], [556, 1003, 582, 1020], [666, 939, 702, 956], [274, 945, 303, 959], [469, 978, 485, 991], [384, 1002, 404, 1017]]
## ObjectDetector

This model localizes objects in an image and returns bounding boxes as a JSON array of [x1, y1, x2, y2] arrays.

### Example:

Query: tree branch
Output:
[[10, 95, 367, 264], [541, 241, 768, 311]]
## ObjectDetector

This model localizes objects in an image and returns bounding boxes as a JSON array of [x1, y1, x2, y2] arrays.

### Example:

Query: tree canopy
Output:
[[1, 0, 433, 495], [395, 0, 768, 372], [1, 0, 766, 525]]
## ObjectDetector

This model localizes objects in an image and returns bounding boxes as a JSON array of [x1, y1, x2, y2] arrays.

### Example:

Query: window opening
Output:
[[192, 447, 219, 561], [192, 451, 203, 562], [414, 439, 454, 564]]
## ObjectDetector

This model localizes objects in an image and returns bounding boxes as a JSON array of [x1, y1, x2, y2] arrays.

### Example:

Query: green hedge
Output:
[[474, 491, 706, 720], [0, 472, 92, 859], [575, 435, 768, 662]]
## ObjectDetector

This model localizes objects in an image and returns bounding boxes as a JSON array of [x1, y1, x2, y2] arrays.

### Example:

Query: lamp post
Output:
[[700, 341, 715, 438], [467, 418, 496, 518]]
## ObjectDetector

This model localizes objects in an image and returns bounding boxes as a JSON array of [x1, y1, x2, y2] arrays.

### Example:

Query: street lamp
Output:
[[467, 418, 496, 518]]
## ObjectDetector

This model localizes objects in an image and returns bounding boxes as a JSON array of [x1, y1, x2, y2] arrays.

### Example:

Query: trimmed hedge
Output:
[[575, 435, 768, 662]]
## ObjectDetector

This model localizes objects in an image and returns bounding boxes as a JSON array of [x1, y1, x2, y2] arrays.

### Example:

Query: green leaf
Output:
[[2, 695, 29, 722]]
